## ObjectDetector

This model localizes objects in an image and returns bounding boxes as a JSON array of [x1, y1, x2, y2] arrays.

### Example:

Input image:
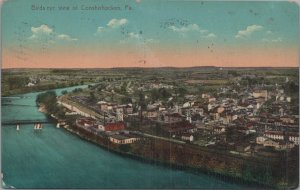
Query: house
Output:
[[98, 122, 125, 132], [97, 101, 108, 111], [125, 104, 133, 114], [288, 133, 299, 145], [217, 106, 225, 114], [163, 121, 197, 135], [208, 97, 216, 103], [264, 131, 284, 140], [182, 106, 204, 116], [213, 126, 226, 134], [181, 134, 194, 142], [109, 134, 140, 144], [261, 138, 295, 150], [256, 136, 267, 145], [210, 112, 220, 120], [219, 111, 235, 124], [147, 108, 158, 118], [76, 117, 97, 128], [183, 102, 193, 108], [264, 131, 299, 145], [97, 101, 117, 112], [106, 103, 117, 111], [26, 82, 35, 87], [252, 90, 268, 100], [276, 141, 295, 150], [280, 117, 295, 124], [164, 113, 183, 123], [115, 107, 124, 121], [207, 104, 213, 111], [202, 93, 210, 98], [263, 139, 278, 147]]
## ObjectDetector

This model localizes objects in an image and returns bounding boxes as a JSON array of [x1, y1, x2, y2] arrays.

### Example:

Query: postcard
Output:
[[1, 0, 299, 189]]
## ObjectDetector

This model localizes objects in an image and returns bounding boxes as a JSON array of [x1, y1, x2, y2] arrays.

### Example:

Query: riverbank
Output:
[[59, 120, 298, 190], [62, 124, 269, 189], [2, 83, 92, 97], [38, 97, 299, 190], [38, 103, 47, 113]]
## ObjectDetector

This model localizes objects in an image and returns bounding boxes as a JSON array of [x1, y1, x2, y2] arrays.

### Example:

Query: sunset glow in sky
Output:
[[2, 0, 299, 68]]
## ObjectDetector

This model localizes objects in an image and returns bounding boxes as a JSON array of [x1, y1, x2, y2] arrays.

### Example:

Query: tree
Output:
[[178, 87, 187, 97], [36, 91, 58, 114], [158, 88, 171, 99], [72, 88, 82, 93], [121, 82, 127, 94], [167, 101, 174, 108], [284, 81, 298, 95], [7, 76, 29, 90], [138, 91, 147, 110], [138, 91, 146, 122], [228, 70, 239, 77], [56, 108, 66, 119], [61, 90, 68, 95], [150, 89, 160, 102], [111, 91, 115, 102], [121, 97, 132, 104], [89, 91, 96, 102]]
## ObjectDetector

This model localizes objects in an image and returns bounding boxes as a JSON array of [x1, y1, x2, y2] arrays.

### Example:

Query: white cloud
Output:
[[168, 23, 217, 40], [107, 18, 128, 28], [169, 24, 200, 33], [95, 19, 128, 35], [262, 37, 282, 43], [57, 34, 78, 41], [204, 33, 217, 39], [29, 24, 53, 39], [31, 24, 53, 34], [200, 29, 209, 34], [235, 25, 263, 39], [29, 24, 77, 43], [97, 27, 105, 33], [128, 32, 140, 39], [266, 30, 273, 35], [119, 32, 140, 44], [145, 38, 160, 44], [272, 37, 282, 42], [120, 32, 159, 45]]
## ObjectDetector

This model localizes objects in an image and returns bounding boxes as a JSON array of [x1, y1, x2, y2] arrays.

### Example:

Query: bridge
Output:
[[2, 120, 52, 126], [2, 103, 37, 107]]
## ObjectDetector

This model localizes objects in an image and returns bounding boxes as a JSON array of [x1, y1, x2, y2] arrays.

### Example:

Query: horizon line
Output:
[[2, 66, 299, 70]]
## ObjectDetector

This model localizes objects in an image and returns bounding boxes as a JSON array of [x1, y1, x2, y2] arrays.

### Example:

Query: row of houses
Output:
[[75, 117, 142, 145], [256, 136, 295, 150]]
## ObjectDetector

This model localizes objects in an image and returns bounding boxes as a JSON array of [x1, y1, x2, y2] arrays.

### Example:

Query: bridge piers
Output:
[[2, 120, 51, 126]]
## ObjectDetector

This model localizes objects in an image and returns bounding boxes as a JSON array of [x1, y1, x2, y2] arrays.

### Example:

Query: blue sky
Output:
[[2, 0, 299, 47], [1, 0, 299, 68]]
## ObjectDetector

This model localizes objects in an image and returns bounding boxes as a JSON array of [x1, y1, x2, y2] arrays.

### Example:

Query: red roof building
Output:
[[76, 117, 96, 128], [104, 122, 125, 131], [164, 121, 196, 135]]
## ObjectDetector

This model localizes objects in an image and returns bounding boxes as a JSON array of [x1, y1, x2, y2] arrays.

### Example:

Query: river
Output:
[[2, 86, 243, 189]]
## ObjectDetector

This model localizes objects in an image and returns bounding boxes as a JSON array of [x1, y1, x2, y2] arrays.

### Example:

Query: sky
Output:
[[1, 0, 299, 68]]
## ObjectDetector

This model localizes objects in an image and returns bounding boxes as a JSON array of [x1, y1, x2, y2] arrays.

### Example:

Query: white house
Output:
[[109, 134, 140, 144], [181, 134, 194, 142]]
